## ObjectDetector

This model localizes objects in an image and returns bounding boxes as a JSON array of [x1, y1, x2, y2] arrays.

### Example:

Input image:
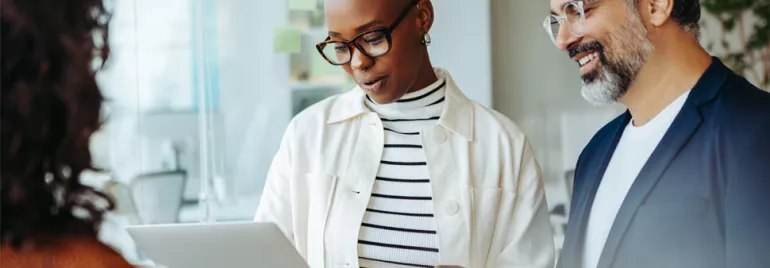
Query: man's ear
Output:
[[645, 0, 674, 27], [416, 0, 435, 33]]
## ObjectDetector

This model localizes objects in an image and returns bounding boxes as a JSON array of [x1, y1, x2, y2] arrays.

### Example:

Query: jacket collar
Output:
[[327, 68, 475, 141], [684, 57, 730, 107]]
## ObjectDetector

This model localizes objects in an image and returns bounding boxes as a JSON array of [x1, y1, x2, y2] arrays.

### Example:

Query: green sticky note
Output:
[[273, 26, 302, 53], [310, 53, 343, 76], [289, 0, 316, 11]]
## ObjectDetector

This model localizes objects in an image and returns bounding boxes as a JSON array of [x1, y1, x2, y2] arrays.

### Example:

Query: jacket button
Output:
[[434, 128, 447, 144], [444, 201, 459, 215]]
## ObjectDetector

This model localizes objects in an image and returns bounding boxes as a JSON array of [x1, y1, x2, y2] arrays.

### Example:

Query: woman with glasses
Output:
[[256, 0, 555, 267]]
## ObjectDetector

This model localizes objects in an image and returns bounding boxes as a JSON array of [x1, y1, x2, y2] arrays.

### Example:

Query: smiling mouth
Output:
[[571, 49, 604, 79], [568, 41, 604, 69], [576, 52, 600, 67]]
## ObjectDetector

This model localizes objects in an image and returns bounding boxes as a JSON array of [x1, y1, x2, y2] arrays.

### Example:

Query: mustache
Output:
[[568, 41, 604, 58]]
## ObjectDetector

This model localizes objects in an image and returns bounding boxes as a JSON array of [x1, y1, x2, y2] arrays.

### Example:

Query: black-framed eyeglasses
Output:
[[316, 1, 418, 66]]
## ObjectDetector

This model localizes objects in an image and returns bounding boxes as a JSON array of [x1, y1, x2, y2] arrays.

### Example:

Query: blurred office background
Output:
[[85, 0, 768, 264]]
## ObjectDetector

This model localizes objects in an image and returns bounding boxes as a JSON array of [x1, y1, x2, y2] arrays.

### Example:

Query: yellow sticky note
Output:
[[289, 0, 316, 11], [273, 26, 302, 53]]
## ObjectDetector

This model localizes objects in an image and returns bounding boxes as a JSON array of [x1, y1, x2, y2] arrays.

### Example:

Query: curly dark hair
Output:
[[1, 0, 114, 248]]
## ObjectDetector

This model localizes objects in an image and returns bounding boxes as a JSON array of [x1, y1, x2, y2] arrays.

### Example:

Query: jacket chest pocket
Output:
[[294, 173, 339, 267], [468, 187, 502, 266]]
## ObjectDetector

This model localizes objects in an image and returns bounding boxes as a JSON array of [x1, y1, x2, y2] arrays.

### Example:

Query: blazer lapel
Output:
[[560, 113, 630, 268], [596, 58, 730, 268]]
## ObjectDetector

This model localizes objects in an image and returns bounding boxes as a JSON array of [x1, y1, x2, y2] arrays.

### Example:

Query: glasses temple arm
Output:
[[388, 1, 420, 33]]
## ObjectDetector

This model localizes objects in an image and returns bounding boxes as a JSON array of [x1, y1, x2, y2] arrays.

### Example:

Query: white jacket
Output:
[[255, 69, 555, 268]]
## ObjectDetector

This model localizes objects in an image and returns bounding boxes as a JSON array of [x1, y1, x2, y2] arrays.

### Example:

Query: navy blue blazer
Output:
[[558, 58, 770, 268]]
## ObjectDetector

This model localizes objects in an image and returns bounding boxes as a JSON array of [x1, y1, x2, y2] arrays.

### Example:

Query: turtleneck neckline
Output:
[[366, 78, 446, 118]]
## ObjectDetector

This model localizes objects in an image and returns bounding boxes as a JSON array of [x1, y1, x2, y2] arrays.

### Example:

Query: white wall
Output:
[[430, 0, 493, 106]]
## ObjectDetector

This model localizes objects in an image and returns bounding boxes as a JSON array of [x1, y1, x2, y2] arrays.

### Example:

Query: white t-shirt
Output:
[[582, 90, 691, 268]]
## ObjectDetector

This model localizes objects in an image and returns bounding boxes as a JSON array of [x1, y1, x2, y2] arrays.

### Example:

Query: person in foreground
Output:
[[256, 0, 555, 267], [545, 0, 770, 267], [0, 0, 132, 267]]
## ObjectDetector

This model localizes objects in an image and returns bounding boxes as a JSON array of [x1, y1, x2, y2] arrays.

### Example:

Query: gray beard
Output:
[[581, 64, 626, 105], [579, 13, 654, 105]]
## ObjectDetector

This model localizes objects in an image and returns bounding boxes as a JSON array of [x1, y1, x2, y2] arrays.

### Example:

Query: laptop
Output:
[[126, 222, 308, 268]]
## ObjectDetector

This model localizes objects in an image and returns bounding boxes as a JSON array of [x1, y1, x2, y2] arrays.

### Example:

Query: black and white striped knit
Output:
[[358, 78, 447, 268]]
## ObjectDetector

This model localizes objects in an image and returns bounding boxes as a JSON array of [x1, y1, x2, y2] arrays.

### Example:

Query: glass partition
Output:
[[91, 0, 351, 264]]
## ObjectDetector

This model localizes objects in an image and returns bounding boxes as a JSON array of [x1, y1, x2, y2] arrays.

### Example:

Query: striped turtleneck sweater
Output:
[[357, 78, 447, 268]]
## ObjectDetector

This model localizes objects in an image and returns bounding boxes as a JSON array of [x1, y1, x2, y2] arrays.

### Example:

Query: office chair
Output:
[[130, 170, 187, 224]]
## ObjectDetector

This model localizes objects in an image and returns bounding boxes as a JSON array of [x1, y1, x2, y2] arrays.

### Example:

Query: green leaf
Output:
[[701, 0, 717, 12], [748, 37, 767, 50], [723, 16, 737, 31]]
